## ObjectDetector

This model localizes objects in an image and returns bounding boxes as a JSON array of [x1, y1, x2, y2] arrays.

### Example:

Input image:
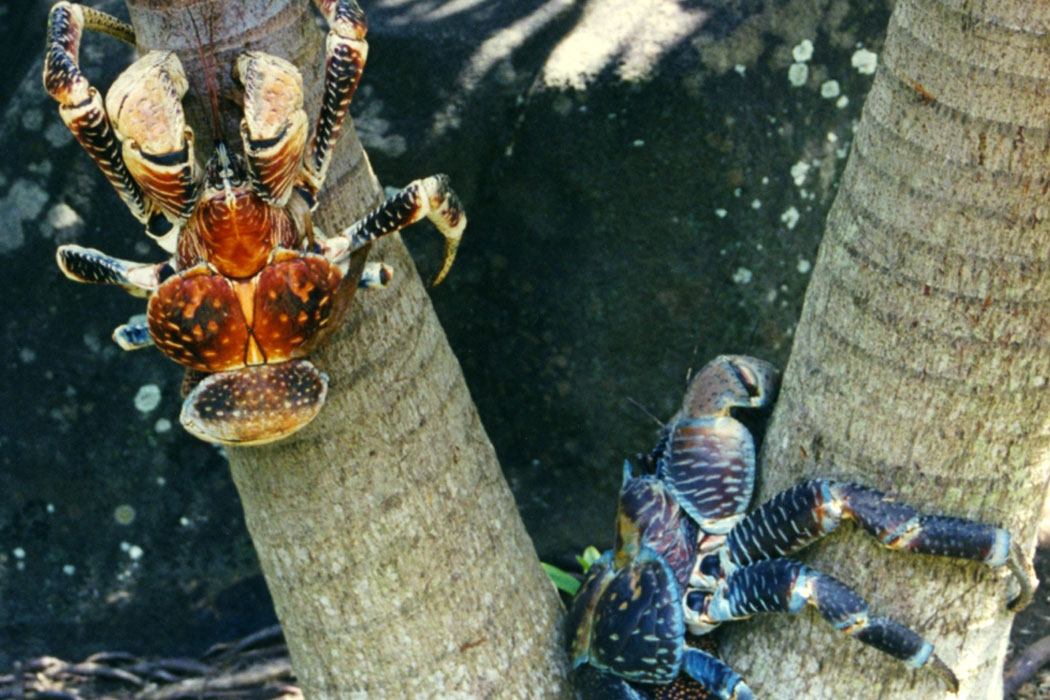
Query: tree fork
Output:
[[720, 1, 1050, 698], [124, 0, 569, 695]]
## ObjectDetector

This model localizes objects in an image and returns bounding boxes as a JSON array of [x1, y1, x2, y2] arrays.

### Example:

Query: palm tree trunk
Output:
[[720, 1, 1050, 697], [124, 1, 569, 696]]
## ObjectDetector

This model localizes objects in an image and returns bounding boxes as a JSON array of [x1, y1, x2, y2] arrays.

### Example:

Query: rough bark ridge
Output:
[[720, 1, 1050, 698], [124, 1, 569, 696]]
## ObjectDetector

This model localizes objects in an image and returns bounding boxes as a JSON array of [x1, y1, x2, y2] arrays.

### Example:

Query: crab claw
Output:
[[181, 360, 329, 446]]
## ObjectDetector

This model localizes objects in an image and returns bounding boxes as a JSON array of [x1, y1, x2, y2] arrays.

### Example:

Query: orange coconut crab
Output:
[[43, 1, 466, 445]]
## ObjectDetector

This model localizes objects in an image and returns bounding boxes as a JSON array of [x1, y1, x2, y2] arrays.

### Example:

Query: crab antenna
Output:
[[626, 397, 665, 428], [188, 7, 225, 144]]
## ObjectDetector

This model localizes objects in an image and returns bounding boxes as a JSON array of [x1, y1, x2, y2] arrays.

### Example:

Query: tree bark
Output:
[[720, 1, 1050, 698], [124, 1, 569, 696]]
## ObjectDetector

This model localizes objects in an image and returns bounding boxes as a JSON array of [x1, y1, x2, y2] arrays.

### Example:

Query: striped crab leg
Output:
[[720, 480, 1035, 611], [689, 559, 961, 692], [43, 3, 149, 225], [322, 175, 467, 285], [298, 0, 369, 202]]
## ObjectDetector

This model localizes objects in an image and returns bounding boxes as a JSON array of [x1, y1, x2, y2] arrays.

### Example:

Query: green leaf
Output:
[[541, 562, 581, 596], [576, 545, 602, 573]]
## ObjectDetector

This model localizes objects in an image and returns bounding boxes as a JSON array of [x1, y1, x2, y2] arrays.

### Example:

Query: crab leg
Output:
[[56, 244, 169, 297], [358, 262, 393, 289], [300, 0, 369, 200], [236, 52, 309, 207], [693, 558, 960, 692], [43, 3, 150, 225], [679, 648, 754, 700], [113, 318, 154, 351], [324, 175, 466, 285], [722, 479, 1034, 611]]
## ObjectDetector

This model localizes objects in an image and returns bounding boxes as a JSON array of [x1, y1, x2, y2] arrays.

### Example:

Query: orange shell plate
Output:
[[253, 254, 344, 362], [148, 268, 250, 372]]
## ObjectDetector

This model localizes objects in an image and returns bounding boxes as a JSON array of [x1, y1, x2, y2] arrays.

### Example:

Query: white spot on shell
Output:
[[820, 80, 840, 98], [781, 207, 800, 230], [715, 208, 728, 219], [62, 564, 76, 576], [851, 49, 878, 75], [128, 545, 144, 561], [836, 95, 850, 109], [732, 267, 753, 285], [13, 547, 25, 560], [797, 259, 812, 274], [154, 418, 172, 433]]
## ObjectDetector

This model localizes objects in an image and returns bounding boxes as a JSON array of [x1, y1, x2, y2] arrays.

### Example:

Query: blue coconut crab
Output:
[[568, 355, 1035, 698], [43, 0, 465, 445]]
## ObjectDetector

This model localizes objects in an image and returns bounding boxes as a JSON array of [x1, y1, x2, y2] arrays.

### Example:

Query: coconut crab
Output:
[[43, 0, 465, 445], [568, 355, 1036, 699]]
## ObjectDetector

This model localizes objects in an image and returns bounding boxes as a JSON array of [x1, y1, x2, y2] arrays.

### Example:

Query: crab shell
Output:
[[137, 168, 367, 446]]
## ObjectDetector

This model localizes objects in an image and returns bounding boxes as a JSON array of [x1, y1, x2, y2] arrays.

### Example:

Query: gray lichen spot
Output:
[[114, 504, 137, 526], [780, 207, 800, 230], [0, 180, 49, 254], [42, 202, 85, 241], [792, 39, 814, 62], [851, 48, 877, 75], [788, 63, 809, 87], [21, 109, 43, 132], [134, 384, 162, 413], [44, 121, 74, 148]]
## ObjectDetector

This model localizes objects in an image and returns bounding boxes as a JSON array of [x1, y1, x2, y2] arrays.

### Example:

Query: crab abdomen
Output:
[[148, 252, 345, 372], [252, 251, 347, 361], [148, 264, 250, 371]]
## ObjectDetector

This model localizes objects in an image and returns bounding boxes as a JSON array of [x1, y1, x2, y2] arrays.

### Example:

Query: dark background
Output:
[[14, 0, 1033, 674]]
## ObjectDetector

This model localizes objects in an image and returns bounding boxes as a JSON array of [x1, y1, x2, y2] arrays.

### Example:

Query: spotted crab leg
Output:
[[720, 479, 1035, 612], [322, 175, 466, 285], [299, 0, 369, 202], [43, 3, 150, 226], [690, 558, 961, 692], [56, 244, 168, 298]]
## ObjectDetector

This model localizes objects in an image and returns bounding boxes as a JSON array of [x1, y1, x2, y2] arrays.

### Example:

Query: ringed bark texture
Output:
[[720, 2, 1050, 698], [125, 1, 569, 696]]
